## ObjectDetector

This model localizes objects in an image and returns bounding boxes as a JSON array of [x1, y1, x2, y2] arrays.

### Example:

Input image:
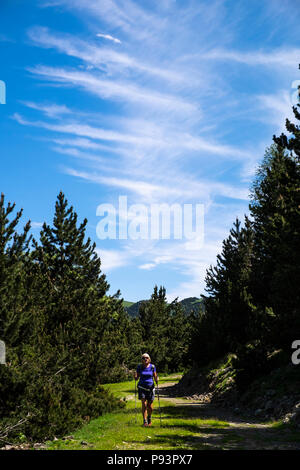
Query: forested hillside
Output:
[[123, 296, 204, 318]]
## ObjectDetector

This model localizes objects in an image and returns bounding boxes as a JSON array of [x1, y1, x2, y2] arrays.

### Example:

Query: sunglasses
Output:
[[142, 357, 149, 360]]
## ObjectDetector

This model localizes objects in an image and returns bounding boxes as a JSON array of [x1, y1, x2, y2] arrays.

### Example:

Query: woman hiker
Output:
[[134, 353, 158, 427]]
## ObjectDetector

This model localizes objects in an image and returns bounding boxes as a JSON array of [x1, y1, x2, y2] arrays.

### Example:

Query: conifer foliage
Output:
[[138, 285, 191, 371], [30, 191, 112, 388], [0, 194, 31, 351], [249, 143, 300, 349], [193, 217, 254, 365], [0, 192, 130, 442]]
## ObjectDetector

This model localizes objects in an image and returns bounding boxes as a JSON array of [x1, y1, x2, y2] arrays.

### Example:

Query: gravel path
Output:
[[156, 381, 300, 450]]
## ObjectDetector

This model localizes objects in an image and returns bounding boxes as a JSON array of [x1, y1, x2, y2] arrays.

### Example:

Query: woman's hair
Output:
[[141, 353, 151, 362]]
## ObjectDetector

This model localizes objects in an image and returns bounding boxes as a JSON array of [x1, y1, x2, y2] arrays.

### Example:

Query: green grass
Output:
[[45, 373, 233, 450], [45, 373, 300, 451], [45, 408, 231, 451]]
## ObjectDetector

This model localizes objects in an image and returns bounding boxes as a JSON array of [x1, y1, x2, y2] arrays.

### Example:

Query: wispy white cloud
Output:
[[27, 26, 188, 84], [16, 0, 297, 300], [12, 111, 253, 164], [139, 263, 156, 270], [63, 167, 181, 200], [48, 137, 129, 158], [49, 0, 165, 43], [199, 47, 300, 68], [51, 146, 110, 166], [63, 167, 249, 203], [95, 248, 129, 271], [96, 32, 121, 44], [12, 112, 163, 147], [21, 101, 72, 118], [116, 237, 225, 301], [256, 89, 296, 133], [31, 221, 44, 229], [28, 65, 197, 114]]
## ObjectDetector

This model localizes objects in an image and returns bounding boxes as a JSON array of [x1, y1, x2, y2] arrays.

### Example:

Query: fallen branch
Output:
[[0, 414, 34, 446]]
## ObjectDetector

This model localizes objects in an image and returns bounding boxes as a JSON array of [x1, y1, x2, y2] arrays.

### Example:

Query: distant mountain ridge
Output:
[[123, 296, 204, 318]]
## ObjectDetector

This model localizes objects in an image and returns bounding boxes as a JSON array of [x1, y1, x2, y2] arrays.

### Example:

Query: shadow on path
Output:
[[148, 382, 300, 450]]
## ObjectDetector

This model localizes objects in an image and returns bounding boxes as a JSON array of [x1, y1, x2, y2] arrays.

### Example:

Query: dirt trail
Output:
[[156, 381, 300, 450], [158, 381, 263, 425]]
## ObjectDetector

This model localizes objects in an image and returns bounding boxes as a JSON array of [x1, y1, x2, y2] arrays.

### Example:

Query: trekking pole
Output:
[[134, 378, 137, 424], [156, 380, 162, 427]]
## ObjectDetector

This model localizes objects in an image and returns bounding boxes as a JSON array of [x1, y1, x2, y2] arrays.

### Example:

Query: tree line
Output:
[[190, 72, 300, 391], [0, 192, 192, 442]]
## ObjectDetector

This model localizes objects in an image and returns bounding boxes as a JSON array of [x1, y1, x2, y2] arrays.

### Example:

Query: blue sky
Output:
[[0, 0, 299, 302]]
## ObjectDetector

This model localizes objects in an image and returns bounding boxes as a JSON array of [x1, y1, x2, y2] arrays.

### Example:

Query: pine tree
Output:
[[138, 286, 191, 371], [249, 143, 300, 348], [167, 298, 191, 370], [32, 191, 108, 323], [138, 286, 170, 371], [30, 192, 124, 385], [0, 193, 31, 352], [249, 69, 300, 349], [198, 217, 254, 361]]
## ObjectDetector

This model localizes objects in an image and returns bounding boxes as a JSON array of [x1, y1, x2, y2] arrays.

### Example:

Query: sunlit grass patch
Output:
[[200, 419, 230, 428], [46, 373, 230, 450]]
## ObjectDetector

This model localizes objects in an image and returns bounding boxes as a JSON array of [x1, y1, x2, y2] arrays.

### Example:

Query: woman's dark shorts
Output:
[[138, 385, 155, 402]]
